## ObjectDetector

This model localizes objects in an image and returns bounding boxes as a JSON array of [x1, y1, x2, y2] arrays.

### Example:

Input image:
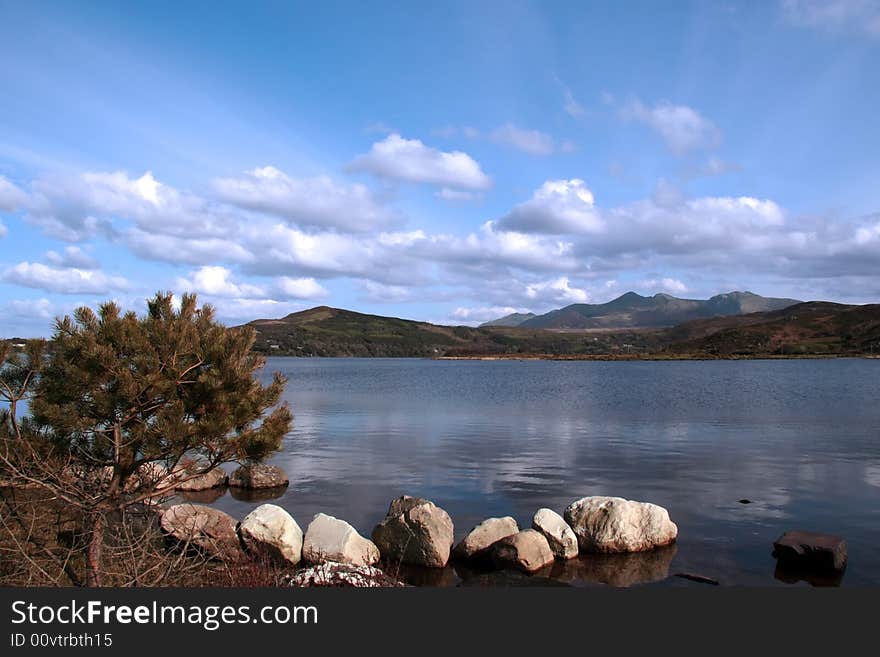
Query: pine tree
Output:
[[1, 292, 292, 586]]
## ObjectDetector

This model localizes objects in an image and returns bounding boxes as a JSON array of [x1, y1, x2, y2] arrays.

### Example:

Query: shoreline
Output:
[[253, 352, 879, 361], [433, 353, 876, 361]]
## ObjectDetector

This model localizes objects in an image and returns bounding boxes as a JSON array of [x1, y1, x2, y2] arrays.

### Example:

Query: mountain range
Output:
[[480, 291, 801, 329], [240, 294, 880, 358]]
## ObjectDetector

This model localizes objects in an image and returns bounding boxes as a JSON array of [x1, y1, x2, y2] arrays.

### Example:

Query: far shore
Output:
[[434, 353, 877, 361], [257, 352, 880, 361]]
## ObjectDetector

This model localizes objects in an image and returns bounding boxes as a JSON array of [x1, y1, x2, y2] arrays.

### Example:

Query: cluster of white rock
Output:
[[451, 497, 677, 573], [158, 494, 678, 583]]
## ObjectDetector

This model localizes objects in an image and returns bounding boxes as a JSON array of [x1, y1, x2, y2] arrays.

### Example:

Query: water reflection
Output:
[[206, 358, 880, 586], [228, 485, 288, 503], [179, 487, 228, 504], [393, 546, 677, 588], [774, 563, 845, 587], [548, 546, 677, 587]]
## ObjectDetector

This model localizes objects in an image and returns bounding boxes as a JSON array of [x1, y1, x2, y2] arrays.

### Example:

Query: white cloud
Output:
[[435, 187, 479, 202], [377, 230, 427, 247], [359, 280, 413, 303], [5, 297, 56, 321], [637, 278, 689, 295], [208, 298, 311, 322], [698, 155, 740, 177], [0, 220, 6, 238], [176, 266, 265, 298], [592, 194, 787, 257], [621, 100, 721, 155], [3, 163, 879, 334], [428, 124, 569, 156], [496, 179, 603, 234], [417, 221, 580, 273], [2, 262, 128, 295], [125, 228, 255, 266], [348, 133, 491, 189], [781, 0, 880, 37], [563, 88, 585, 118], [449, 305, 532, 325], [213, 166, 398, 232], [44, 246, 99, 270], [26, 170, 235, 242], [497, 179, 788, 260], [243, 223, 393, 279], [552, 75, 586, 118], [525, 276, 590, 305], [490, 123, 557, 156], [0, 175, 27, 211], [274, 276, 328, 300], [179, 268, 328, 301], [687, 196, 784, 227]]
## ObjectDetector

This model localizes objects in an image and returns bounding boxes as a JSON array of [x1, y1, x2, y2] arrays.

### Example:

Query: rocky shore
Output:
[[154, 493, 690, 587], [4, 462, 848, 587], [153, 477, 850, 587]]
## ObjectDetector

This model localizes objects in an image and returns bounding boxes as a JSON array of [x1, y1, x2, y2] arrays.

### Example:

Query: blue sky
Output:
[[1, 0, 879, 335]]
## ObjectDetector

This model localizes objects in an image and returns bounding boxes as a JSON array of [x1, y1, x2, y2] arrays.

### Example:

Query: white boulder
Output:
[[452, 516, 519, 560], [303, 513, 379, 566], [532, 508, 578, 559], [238, 504, 303, 567], [492, 529, 555, 573], [564, 496, 677, 553]]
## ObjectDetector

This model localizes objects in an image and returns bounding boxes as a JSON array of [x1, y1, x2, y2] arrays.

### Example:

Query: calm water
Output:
[[205, 358, 880, 587]]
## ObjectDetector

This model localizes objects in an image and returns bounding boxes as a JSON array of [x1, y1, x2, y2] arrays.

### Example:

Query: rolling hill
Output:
[[240, 299, 880, 358], [661, 301, 880, 356], [241, 306, 663, 357]]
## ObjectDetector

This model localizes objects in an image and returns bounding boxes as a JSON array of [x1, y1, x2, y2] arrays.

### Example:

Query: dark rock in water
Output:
[[674, 572, 720, 586], [738, 499, 752, 504], [459, 570, 571, 587], [229, 463, 289, 489], [772, 530, 847, 572]]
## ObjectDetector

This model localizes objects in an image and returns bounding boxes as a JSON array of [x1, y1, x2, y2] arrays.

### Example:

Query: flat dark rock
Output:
[[772, 530, 847, 572]]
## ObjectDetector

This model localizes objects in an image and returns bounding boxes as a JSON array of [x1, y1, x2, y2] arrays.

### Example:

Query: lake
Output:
[[204, 357, 880, 586]]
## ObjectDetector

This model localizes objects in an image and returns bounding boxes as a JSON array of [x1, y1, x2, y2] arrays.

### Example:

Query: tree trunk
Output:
[[85, 512, 104, 587]]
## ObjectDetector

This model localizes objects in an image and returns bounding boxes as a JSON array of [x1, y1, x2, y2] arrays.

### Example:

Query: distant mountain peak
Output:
[[479, 312, 537, 328], [514, 290, 802, 330]]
